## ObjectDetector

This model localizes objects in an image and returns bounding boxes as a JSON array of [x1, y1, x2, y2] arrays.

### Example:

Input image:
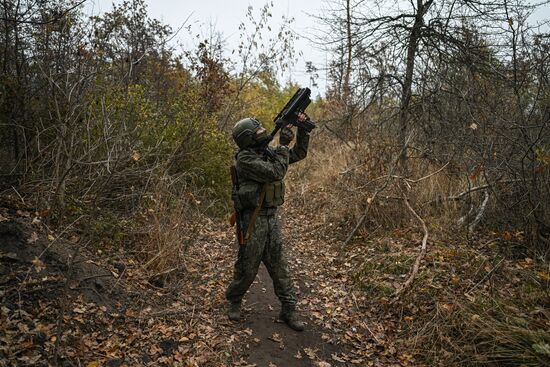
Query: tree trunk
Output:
[[398, 0, 433, 174], [343, 0, 352, 104]]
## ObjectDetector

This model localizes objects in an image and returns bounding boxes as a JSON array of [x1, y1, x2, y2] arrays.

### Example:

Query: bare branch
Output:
[[0, 0, 87, 25], [393, 197, 429, 298]]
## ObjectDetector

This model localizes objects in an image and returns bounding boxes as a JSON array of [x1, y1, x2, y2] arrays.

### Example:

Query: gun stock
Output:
[[230, 165, 246, 246]]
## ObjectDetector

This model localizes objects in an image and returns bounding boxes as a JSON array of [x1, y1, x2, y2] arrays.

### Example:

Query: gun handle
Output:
[[229, 212, 237, 227]]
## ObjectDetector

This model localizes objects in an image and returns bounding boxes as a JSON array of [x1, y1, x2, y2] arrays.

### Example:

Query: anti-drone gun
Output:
[[268, 87, 316, 142]]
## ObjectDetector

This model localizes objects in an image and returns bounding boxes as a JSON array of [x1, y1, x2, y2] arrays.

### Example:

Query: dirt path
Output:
[[241, 265, 345, 367], [0, 200, 377, 366]]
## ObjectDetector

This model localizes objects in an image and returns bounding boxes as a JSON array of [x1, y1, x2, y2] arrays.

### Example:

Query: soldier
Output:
[[226, 115, 310, 331]]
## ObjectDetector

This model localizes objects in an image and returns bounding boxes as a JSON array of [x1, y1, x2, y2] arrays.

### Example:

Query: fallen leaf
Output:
[[304, 347, 318, 360], [451, 275, 460, 285], [32, 257, 46, 272], [149, 344, 162, 356], [27, 232, 39, 244], [269, 333, 282, 343], [174, 351, 185, 362]]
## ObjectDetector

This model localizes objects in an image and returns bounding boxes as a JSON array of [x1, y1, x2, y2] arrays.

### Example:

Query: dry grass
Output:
[[136, 175, 212, 279], [345, 224, 550, 366], [410, 262, 550, 366], [287, 132, 550, 366], [447, 305, 550, 366], [286, 134, 469, 239]]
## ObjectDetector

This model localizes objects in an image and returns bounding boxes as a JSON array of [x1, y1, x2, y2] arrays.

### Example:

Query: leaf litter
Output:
[[3, 180, 548, 366]]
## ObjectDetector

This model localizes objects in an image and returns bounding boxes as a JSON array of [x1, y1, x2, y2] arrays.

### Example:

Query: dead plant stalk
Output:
[[341, 133, 416, 248], [393, 197, 429, 299]]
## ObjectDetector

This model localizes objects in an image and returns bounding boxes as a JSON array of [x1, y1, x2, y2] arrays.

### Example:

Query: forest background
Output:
[[1, 0, 549, 366]]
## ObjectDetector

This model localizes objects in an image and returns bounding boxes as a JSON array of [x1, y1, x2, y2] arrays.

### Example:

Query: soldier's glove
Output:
[[279, 127, 294, 146]]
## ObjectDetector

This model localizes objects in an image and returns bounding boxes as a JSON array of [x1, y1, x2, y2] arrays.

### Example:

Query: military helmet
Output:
[[232, 117, 268, 149]]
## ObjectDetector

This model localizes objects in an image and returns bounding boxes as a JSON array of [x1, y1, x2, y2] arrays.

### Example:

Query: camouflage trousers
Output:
[[225, 210, 297, 306]]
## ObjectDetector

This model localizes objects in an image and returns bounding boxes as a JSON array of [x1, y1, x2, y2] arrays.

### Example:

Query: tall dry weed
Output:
[[136, 175, 212, 279], [414, 293, 550, 366], [286, 133, 467, 238]]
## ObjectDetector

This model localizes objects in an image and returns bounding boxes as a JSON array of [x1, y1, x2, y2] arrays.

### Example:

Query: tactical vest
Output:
[[233, 148, 286, 210], [264, 180, 285, 207], [236, 180, 285, 210]]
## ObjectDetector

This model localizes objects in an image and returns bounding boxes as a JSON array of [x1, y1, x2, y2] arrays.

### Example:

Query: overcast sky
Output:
[[83, 0, 550, 97], [84, 0, 330, 94]]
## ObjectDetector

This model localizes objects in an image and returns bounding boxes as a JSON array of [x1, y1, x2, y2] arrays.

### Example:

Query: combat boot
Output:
[[227, 302, 241, 321], [279, 304, 305, 332]]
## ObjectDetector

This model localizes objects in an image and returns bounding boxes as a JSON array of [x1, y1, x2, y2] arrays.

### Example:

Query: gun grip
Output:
[[229, 212, 237, 227]]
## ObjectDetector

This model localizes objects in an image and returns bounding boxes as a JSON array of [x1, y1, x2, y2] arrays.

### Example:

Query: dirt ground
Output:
[[0, 197, 367, 367], [5, 193, 545, 366], [240, 265, 346, 367]]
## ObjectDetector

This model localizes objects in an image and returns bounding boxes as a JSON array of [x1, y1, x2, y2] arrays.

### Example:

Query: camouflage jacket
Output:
[[234, 129, 310, 210]]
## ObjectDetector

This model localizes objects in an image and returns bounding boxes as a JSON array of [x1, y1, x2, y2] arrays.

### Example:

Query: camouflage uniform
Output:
[[226, 128, 309, 310]]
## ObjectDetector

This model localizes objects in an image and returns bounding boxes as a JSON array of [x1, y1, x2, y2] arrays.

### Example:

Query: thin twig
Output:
[[77, 273, 113, 283], [465, 257, 505, 294], [0, 0, 87, 25], [362, 321, 382, 345], [393, 197, 429, 299], [342, 133, 414, 248], [390, 162, 449, 183], [406, 162, 450, 183], [341, 184, 385, 248], [427, 179, 523, 206], [11, 186, 25, 204]]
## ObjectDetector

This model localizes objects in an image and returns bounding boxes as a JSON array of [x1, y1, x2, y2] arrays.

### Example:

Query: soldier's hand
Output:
[[279, 126, 294, 146]]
